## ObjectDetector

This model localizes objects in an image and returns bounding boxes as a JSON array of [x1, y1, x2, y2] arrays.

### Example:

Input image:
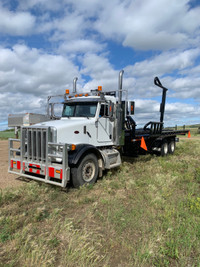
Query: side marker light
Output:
[[71, 144, 76, 151]]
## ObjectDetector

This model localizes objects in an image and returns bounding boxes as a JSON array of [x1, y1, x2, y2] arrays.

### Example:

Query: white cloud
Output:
[[0, 44, 81, 124], [165, 77, 200, 100], [0, 44, 79, 96], [80, 53, 135, 92], [81, 53, 115, 78], [125, 49, 200, 77], [94, 0, 200, 50], [50, 11, 86, 41], [17, 0, 103, 16], [79, 53, 118, 91], [124, 32, 187, 51], [17, 0, 62, 11], [125, 49, 200, 78], [2, 0, 200, 51], [58, 39, 105, 54], [0, 4, 35, 35], [0, 92, 45, 126], [122, 49, 200, 101]]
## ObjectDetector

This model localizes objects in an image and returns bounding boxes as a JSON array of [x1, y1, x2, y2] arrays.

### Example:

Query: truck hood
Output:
[[35, 117, 95, 144], [35, 117, 93, 129]]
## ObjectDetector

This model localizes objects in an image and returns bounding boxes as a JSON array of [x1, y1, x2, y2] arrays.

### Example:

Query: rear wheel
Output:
[[161, 141, 168, 156], [168, 141, 175, 154], [71, 153, 99, 188]]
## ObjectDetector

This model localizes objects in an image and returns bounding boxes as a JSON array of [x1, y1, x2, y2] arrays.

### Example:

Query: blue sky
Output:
[[0, 0, 200, 130]]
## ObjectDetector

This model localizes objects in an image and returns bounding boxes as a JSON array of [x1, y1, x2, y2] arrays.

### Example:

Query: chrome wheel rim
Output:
[[171, 142, 175, 152], [82, 161, 95, 182], [164, 143, 168, 154]]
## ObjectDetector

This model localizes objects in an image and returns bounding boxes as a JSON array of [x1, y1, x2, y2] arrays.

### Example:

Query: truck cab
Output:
[[8, 86, 123, 188], [37, 93, 118, 147]]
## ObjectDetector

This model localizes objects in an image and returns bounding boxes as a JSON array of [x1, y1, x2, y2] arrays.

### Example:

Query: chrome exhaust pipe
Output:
[[73, 77, 78, 93], [118, 70, 124, 103]]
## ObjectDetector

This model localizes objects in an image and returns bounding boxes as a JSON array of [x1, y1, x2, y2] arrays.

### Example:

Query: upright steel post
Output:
[[117, 70, 125, 146], [118, 70, 124, 104]]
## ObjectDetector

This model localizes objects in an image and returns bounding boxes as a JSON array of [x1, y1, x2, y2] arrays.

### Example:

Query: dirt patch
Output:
[[0, 140, 24, 189]]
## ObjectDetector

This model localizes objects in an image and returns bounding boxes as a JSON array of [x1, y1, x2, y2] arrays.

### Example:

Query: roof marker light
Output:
[[65, 89, 70, 94], [98, 86, 102, 91]]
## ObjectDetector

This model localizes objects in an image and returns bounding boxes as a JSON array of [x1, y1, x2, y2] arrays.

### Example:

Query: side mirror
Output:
[[109, 102, 114, 117], [50, 103, 62, 119], [128, 101, 135, 115]]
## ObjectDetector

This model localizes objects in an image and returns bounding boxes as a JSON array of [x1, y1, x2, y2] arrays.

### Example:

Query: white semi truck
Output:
[[8, 71, 189, 187]]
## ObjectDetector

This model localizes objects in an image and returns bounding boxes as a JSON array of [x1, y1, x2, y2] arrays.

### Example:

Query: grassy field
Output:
[[165, 125, 200, 136], [179, 125, 200, 136], [188, 127, 200, 136], [0, 129, 15, 140], [0, 137, 200, 266]]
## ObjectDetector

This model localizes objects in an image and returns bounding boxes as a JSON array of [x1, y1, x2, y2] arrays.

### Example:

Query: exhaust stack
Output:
[[118, 70, 124, 104], [73, 77, 78, 93], [116, 70, 125, 147]]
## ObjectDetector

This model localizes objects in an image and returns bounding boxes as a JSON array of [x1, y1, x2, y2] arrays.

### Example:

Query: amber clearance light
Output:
[[71, 144, 76, 151]]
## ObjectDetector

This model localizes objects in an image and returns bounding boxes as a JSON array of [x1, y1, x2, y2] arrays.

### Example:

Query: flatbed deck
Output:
[[124, 119, 190, 156], [135, 129, 189, 138]]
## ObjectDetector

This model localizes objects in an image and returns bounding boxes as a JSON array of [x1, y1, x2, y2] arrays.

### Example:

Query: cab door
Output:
[[97, 103, 113, 143]]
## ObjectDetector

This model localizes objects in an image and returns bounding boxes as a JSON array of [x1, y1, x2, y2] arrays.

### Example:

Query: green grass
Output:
[[185, 127, 200, 136], [0, 129, 15, 140], [0, 137, 200, 266]]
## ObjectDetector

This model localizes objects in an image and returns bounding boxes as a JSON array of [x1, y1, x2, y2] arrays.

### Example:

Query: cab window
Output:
[[62, 102, 97, 117], [99, 104, 109, 117]]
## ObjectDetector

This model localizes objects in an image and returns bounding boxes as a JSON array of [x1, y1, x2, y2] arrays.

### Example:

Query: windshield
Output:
[[62, 102, 97, 117]]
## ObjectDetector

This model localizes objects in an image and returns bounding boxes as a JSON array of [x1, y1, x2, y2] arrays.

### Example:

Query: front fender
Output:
[[68, 144, 102, 166]]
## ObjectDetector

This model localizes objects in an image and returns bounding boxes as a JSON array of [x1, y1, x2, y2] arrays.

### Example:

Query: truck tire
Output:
[[161, 141, 168, 156], [168, 141, 175, 154], [71, 153, 99, 188]]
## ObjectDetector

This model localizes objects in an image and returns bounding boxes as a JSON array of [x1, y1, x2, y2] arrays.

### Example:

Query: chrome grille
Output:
[[22, 127, 50, 162]]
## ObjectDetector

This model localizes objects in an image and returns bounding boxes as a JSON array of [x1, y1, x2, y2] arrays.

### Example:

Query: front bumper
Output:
[[8, 138, 70, 187]]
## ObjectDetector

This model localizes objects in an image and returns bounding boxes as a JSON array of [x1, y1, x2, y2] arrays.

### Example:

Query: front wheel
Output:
[[71, 153, 99, 188]]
